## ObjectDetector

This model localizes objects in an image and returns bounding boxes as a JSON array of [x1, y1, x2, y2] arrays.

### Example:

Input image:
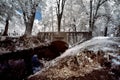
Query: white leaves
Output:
[[17, 0, 43, 21], [0, 0, 16, 21]]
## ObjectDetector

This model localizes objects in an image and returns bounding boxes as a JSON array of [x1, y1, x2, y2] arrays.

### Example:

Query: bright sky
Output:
[[35, 11, 42, 20], [17, 10, 42, 20]]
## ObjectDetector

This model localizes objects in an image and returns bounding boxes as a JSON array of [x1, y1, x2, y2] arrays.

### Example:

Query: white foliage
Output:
[[0, 0, 120, 36], [60, 37, 120, 58]]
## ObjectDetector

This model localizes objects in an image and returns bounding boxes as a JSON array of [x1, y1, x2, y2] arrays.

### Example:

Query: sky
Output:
[[0, 10, 42, 35], [35, 11, 42, 20], [18, 10, 42, 20]]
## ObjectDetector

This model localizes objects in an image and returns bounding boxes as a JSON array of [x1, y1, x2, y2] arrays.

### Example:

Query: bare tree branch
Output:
[[100, 0, 108, 5], [56, 0, 67, 32], [89, 0, 108, 31]]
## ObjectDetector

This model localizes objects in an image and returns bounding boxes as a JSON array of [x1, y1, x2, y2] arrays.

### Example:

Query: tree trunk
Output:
[[56, 0, 66, 32], [104, 26, 108, 36], [24, 23, 33, 35], [89, 0, 93, 31], [24, 13, 35, 36], [116, 25, 120, 37], [57, 15, 62, 32], [2, 18, 9, 36]]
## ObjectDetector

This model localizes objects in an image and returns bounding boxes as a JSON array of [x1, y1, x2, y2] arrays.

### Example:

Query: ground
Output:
[[0, 36, 120, 80], [28, 37, 120, 80]]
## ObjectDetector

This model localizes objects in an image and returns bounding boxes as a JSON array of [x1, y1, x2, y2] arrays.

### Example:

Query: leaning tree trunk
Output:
[[24, 13, 36, 36], [2, 18, 9, 36]]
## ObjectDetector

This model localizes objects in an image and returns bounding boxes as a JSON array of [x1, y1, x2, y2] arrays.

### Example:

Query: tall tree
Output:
[[89, 0, 108, 31], [61, 0, 89, 32], [0, 0, 14, 36], [17, 0, 43, 35], [113, 0, 120, 37], [103, 2, 111, 36], [56, 0, 67, 32]]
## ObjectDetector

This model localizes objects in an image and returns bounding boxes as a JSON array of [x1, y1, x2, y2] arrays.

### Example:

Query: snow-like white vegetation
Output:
[[29, 37, 120, 80], [29, 37, 120, 73], [39, 37, 120, 71], [60, 37, 120, 58]]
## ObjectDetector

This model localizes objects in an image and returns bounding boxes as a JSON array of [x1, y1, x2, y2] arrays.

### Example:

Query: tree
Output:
[[112, 0, 120, 37], [56, 0, 67, 32], [0, 0, 14, 36], [101, 0, 120, 37], [40, 0, 56, 32], [41, 0, 89, 32], [61, 0, 89, 32], [103, 2, 111, 36], [17, 0, 43, 35], [89, 0, 108, 31]]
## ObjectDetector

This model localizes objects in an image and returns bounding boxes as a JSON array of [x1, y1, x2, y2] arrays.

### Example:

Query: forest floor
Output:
[[0, 36, 120, 80], [0, 35, 47, 54], [29, 50, 120, 80], [28, 37, 120, 80]]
